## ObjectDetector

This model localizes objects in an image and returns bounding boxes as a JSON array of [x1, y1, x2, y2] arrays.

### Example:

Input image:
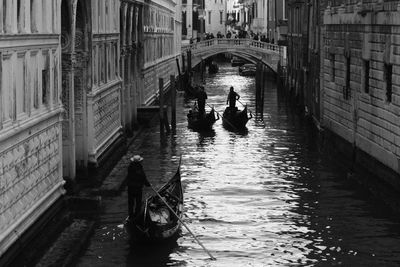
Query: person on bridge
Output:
[[127, 155, 151, 219], [197, 86, 208, 116], [226, 86, 240, 111]]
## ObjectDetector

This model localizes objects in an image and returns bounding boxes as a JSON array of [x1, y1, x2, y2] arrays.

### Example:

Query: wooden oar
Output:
[[149, 185, 216, 260], [206, 103, 238, 131]]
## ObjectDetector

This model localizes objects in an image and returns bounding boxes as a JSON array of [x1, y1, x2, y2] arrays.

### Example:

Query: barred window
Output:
[[385, 63, 392, 102], [344, 56, 350, 100], [363, 60, 369, 94]]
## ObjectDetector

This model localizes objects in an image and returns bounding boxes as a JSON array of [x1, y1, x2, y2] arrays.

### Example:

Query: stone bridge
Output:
[[182, 38, 286, 73]]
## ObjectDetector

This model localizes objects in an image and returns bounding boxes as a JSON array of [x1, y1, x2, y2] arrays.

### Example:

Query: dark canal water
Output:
[[76, 62, 400, 266]]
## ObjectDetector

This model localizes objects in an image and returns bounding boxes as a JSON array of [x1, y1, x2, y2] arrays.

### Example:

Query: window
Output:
[[53, 53, 58, 103], [208, 11, 211, 24], [30, 0, 37, 32], [42, 69, 49, 105], [114, 44, 118, 78], [385, 63, 392, 102], [363, 60, 369, 94], [17, 0, 22, 32], [16, 52, 27, 116], [42, 51, 50, 106], [220, 11, 223, 24], [344, 56, 350, 100], [330, 53, 335, 82]]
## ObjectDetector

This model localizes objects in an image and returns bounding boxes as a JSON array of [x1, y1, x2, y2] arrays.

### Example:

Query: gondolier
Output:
[[125, 156, 184, 241], [226, 86, 240, 111], [127, 155, 151, 218], [197, 86, 208, 116]]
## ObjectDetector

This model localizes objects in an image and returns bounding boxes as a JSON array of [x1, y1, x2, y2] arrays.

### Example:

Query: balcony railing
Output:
[[182, 38, 283, 54]]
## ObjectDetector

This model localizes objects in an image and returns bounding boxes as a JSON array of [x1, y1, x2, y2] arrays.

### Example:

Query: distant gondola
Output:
[[208, 62, 219, 74], [239, 64, 256, 76], [187, 107, 219, 130], [125, 158, 183, 242], [222, 106, 252, 130], [184, 85, 201, 99]]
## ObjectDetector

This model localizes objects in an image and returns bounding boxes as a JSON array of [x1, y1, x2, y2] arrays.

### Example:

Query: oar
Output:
[[149, 185, 216, 260], [206, 103, 238, 131]]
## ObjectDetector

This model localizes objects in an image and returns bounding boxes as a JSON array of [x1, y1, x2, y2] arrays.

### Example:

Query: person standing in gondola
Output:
[[197, 86, 208, 117], [226, 86, 240, 112], [127, 155, 151, 219]]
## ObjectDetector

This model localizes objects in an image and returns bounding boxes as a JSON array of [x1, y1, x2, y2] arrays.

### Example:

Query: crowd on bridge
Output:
[[191, 30, 274, 44]]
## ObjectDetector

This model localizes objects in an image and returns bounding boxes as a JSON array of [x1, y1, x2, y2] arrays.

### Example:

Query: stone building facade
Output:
[[205, 0, 226, 36], [0, 0, 182, 259], [287, 0, 322, 124], [322, 1, 400, 186], [0, 0, 65, 256], [142, 0, 181, 104], [61, 0, 123, 179], [120, 0, 144, 134], [288, 0, 399, 190]]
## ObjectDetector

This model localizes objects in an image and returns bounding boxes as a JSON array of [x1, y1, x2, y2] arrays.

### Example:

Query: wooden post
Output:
[[164, 108, 171, 133], [182, 54, 186, 72], [260, 65, 265, 114], [159, 78, 164, 137], [201, 59, 204, 82], [255, 61, 261, 113], [170, 75, 176, 132], [176, 58, 182, 92], [187, 50, 192, 71]]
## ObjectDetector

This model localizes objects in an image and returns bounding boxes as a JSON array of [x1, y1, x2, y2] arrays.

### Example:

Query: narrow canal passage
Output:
[[76, 61, 400, 266]]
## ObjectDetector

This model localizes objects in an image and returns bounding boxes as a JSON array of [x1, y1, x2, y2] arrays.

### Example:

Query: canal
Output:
[[76, 61, 400, 266]]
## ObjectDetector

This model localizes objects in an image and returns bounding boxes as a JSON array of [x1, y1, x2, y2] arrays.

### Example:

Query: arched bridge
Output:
[[182, 38, 286, 73]]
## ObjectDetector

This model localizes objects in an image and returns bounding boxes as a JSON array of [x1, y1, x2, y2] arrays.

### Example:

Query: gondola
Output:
[[222, 106, 252, 129], [184, 84, 201, 99], [208, 62, 219, 74], [125, 157, 183, 242], [187, 106, 219, 130]]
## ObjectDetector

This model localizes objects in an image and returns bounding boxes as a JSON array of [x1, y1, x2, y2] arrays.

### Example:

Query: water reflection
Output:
[[77, 61, 400, 267]]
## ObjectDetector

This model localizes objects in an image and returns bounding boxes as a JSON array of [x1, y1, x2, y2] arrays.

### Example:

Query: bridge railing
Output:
[[182, 38, 283, 55]]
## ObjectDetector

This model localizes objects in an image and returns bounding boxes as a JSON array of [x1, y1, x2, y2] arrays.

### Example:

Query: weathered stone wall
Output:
[[142, 0, 178, 105], [87, 0, 123, 166], [0, 0, 64, 255], [143, 57, 178, 104], [323, 2, 400, 177]]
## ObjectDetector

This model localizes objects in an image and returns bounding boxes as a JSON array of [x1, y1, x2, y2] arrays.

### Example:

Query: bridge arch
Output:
[[192, 51, 276, 73], [183, 39, 285, 73]]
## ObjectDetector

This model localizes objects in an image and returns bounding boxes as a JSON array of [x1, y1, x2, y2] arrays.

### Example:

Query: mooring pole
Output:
[[201, 59, 204, 82], [255, 61, 262, 113], [182, 54, 186, 72], [260, 64, 265, 114], [164, 109, 171, 134], [170, 75, 177, 132], [159, 78, 165, 137], [176, 58, 182, 92]]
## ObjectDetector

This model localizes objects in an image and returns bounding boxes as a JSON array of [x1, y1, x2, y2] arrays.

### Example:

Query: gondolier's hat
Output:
[[130, 155, 143, 162]]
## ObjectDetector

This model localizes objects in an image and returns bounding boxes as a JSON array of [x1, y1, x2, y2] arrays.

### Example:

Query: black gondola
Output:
[[208, 62, 219, 74], [125, 158, 183, 242], [184, 85, 201, 99], [187, 106, 219, 130], [222, 106, 252, 129]]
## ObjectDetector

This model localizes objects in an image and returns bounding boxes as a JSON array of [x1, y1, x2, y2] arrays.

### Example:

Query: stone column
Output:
[[61, 0, 78, 181], [120, 2, 128, 131]]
